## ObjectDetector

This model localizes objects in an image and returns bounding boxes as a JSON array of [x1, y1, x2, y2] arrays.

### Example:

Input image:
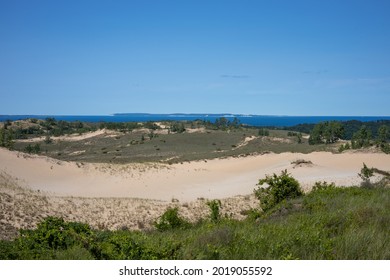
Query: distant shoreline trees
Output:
[[308, 121, 344, 145]]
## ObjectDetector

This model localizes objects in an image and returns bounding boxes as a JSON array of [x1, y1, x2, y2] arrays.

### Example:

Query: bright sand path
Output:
[[1, 148, 389, 201]]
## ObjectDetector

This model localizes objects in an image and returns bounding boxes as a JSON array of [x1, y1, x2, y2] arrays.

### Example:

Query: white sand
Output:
[[1, 148, 389, 202], [15, 129, 112, 143]]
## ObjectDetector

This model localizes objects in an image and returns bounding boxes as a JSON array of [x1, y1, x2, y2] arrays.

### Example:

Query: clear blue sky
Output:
[[1, 0, 389, 116]]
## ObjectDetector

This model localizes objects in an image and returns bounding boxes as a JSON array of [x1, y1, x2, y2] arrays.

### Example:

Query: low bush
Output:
[[254, 170, 303, 212], [154, 207, 190, 231]]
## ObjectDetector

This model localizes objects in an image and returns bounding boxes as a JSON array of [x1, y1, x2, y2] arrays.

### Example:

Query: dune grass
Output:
[[1, 184, 389, 260]]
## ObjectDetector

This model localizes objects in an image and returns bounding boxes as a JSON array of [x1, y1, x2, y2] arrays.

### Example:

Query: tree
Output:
[[351, 125, 372, 149], [214, 117, 229, 129], [0, 128, 14, 149], [376, 125, 389, 146], [258, 128, 270, 136], [230, 117, 241, 128], [309, 121, 344, 145]]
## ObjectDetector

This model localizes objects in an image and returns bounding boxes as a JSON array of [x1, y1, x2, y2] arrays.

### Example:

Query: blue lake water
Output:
[[1, 114, 390, 127]]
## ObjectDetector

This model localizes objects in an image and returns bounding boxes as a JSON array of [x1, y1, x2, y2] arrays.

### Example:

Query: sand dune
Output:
[[1, 148, 389, 202]]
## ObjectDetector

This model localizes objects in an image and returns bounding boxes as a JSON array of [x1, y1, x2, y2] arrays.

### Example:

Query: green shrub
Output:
[[24, 143, 41, 154], [154, 207, 190, 231], [381, 143, 390, 154], [358, 163, 374, 188], [312, 181, 336, 192], [254, 170, 303, 212], [207, 199, 222, 223]]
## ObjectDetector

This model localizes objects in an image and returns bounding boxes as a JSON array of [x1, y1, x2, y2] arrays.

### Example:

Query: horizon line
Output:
[[1, 113, 390, 118]]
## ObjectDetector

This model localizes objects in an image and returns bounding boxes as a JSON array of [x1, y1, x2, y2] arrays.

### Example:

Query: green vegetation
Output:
[[288, 120, 390, 140], [4, 118, 327, 164], [258, 128, 270, 136], [207, 199, 222, 223], [296, 120, 389, 154], [308, 121, 344, 145], [154, 207, 190, 231], [24, 143, 41, 154], [351, 125, 372, 149], [254, 170, 303, 212], [3, 118, 389, 163], [1, 168, 389, 260], [0, 127, 14, 149]]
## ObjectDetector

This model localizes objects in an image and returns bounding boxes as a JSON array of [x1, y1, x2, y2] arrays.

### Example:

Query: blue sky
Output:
[[1, 0, 389, 115]]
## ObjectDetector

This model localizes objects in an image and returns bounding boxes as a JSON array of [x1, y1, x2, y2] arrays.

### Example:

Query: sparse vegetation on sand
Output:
[[1, 166, 389, 260], [2, 118, 389, 164], [3, 118, 334, 164]]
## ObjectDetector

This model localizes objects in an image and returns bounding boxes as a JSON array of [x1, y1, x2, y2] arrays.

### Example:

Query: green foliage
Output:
[[351, 125, 372, 149], [258, 128, 270, 136], [312, 181, 336, 192], [359, 163, 374, 181], [154, 207, 190, 231], [2, 186, 390, 260], [212, 117, 241, 130], [8, 217, 95, 259], [24, 143, 41, 154], [0, 128, 14, 149], [289, 120, 390, 141], [144, 122, 160, 130], [376, 125, 389, 145], [99, 122, 140, 132], [381, 143, 390, 154], [338, 142, 350, 152], [207, 199, 222, 223], [254, 170, 303, 212], [309, 121, 344, 145], [170, 122, 186, 133], [358, 163, 374, 188]]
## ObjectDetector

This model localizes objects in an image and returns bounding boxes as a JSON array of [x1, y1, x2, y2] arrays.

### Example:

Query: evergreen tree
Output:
[[351, 125, 372, 149], [376, 125, 389, 146]]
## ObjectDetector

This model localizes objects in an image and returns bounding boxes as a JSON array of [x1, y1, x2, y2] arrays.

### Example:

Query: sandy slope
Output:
[[1, 148, 389, 202]]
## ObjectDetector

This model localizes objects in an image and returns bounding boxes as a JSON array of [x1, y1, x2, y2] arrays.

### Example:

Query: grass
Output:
[[1, 184, 389, 260]]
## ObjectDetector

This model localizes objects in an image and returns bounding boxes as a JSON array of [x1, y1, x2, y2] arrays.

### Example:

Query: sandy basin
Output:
[[1, 148, 389, 202]]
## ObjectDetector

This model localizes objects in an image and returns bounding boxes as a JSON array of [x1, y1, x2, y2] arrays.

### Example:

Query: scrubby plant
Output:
[[24, 143, 41, 154], [338, 142, 350, 153], [358, 163, 374, 188], [154, 207, 189, 231], [312, 181, 336, 192], [207, 199, 222, 223], [254, 170, 303, 212]]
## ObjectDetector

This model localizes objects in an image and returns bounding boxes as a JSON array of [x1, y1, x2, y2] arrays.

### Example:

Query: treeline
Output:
[[302, 120, 390, 153], [287, 120, 390, 140]]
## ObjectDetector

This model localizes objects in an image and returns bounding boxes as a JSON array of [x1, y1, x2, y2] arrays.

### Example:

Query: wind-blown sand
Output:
[[1, 147, 389, 201]]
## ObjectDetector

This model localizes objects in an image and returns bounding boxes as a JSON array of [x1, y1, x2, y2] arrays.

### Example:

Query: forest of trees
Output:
[[305, 120, 390, 153]]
